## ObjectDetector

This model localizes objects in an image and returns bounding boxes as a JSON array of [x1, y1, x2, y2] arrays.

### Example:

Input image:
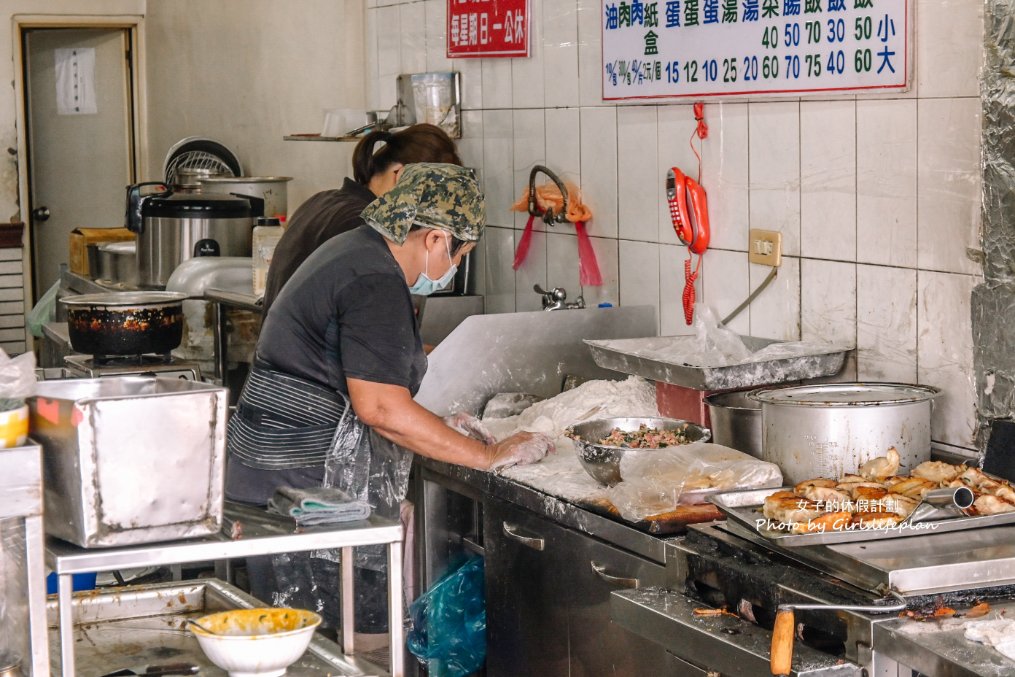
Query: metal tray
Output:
[[710, 487, 1015, 547], [46, 578, 385, 676], [585, 336, 849, 390]]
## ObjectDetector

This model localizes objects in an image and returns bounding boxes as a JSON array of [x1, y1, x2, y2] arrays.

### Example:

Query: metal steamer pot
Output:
[[61, 291, 188, 356], [126, 182, 253, 289], [750, 383, 940, 485], [196, 176, 293, 220]]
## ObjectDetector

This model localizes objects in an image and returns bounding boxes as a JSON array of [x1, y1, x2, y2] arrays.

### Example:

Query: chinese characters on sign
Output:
[[602, 0, 909, 99], [448, 0, 530, 58]]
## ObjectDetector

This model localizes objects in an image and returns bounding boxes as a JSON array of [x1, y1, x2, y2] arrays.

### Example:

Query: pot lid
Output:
[[142, 190, 252, 219], [750, 382, 940, 407], [98, 241, 136, 254], [61, 291, 188, 307]]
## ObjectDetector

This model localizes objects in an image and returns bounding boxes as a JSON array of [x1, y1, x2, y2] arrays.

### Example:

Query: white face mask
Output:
[[409, 233, 457, 295]]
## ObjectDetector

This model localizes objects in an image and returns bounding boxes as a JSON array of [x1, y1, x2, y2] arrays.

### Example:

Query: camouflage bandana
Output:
[[361, 162, 486, 244]]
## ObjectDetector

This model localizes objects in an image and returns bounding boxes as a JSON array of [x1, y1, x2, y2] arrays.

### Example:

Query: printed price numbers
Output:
[[641, 47, 864, 86]]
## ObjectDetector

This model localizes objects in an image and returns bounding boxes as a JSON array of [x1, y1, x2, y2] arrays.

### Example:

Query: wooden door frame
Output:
[[12, 14, 148, 304]]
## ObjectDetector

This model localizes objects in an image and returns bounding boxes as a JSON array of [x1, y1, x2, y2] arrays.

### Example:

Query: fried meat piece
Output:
[[973, 495, 1015, 516], [859, 447, 901, 481], [794, 478, 838, 493], [792, 511, 852, 534], [912, 460, 962, 484], [850, 511, 903, 529]]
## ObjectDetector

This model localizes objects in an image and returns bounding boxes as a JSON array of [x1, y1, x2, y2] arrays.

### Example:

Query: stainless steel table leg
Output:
[[58, 573, 75, 676], [213, 300, 228, 382], [341, 545, 355, 655], [388, 541, 405, 677]]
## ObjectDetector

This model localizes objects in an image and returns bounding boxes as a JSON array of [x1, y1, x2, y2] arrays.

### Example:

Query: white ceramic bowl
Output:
[[189, 607, 322, 677]]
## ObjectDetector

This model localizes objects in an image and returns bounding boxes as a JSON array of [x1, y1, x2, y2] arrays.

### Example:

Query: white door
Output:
[[24, 27, 135, 296]]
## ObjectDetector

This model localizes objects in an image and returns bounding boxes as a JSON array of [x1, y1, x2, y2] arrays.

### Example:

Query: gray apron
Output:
[[227, 361, 413, 631]]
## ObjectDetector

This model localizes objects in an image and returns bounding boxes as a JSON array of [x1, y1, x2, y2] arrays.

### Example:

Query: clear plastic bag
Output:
[[0, 349, 35, 411], [407, 556, 486, 677], [26, 281, 59, 339], [606, 442, 783, 522]]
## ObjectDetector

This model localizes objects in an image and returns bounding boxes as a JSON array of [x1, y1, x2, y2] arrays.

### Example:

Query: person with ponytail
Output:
[[261, 123, 462, 313]]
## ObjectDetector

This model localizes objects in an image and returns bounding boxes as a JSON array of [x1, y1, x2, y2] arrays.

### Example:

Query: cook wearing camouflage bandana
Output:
[[227, 161, 554, 647], [362, 161, 485, 244]]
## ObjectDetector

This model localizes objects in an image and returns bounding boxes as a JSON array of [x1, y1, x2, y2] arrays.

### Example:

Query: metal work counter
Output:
[[417, 458, 671, 563], [47, 501, 404, 677]]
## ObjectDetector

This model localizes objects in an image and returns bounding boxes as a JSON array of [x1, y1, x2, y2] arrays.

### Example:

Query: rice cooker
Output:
[[126, 182, 253, 288]]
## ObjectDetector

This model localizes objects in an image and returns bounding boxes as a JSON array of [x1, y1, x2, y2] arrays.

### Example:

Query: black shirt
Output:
[[257, 224, 427, 397], [262, 177, 376, 314]]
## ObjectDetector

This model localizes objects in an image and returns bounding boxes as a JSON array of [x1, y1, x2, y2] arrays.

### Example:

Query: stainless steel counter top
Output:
[[417, 457, 673, 564]]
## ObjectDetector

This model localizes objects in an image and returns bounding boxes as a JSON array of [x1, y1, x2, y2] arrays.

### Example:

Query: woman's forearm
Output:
[[347, 378, 493, 469]]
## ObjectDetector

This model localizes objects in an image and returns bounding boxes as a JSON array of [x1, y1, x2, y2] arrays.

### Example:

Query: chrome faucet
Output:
[[528, 165, 570, 227], [534, 284, 585, 311]]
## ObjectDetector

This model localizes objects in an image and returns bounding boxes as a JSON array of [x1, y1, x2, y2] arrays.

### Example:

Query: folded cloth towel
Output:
[[268, 486, 372, 526]]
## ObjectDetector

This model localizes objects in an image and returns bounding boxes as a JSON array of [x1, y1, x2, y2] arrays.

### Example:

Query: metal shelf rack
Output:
[[46, 501, 405, 676]]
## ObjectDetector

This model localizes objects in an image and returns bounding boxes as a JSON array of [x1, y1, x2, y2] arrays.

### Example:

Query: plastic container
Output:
[[0, 405, 29, 449], [45, 571, 97, 595], [252, 217, 284, 297]]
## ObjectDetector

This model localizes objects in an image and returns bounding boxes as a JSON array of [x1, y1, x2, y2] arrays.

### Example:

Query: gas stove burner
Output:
[[64, 353, 202, 381], [91, 352, 174, 367]]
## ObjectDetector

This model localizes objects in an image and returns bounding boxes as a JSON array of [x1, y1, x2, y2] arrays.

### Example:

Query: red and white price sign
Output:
[[447, 0, 530, 58]]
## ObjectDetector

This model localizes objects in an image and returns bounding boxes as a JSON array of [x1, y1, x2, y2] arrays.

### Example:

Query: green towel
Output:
[[268, 486, 371, 526]]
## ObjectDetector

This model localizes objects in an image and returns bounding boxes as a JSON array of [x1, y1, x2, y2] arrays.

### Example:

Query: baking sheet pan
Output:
[[585, 336, 849, 390], [710, 487, 1015, 547], [47, 578, 384, 676]]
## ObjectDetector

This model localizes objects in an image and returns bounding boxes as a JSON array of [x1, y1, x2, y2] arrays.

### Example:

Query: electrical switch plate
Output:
[[748, 229, 782, 267]]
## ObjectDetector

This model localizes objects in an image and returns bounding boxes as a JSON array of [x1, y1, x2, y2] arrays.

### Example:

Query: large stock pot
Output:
[[750, 382, 940, 484]]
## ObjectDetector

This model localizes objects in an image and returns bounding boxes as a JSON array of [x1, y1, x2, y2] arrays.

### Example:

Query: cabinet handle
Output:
[[502, 522, 544, 551], [591, 561, 640, 589]]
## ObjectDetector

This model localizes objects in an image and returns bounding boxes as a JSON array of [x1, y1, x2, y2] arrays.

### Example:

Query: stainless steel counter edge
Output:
[[418, 458, 675, 563], [872, 606, 1015, 677], [610, 587, 862, 676]]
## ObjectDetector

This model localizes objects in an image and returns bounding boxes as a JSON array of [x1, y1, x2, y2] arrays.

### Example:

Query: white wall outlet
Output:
[[748, 229, 782, 267]]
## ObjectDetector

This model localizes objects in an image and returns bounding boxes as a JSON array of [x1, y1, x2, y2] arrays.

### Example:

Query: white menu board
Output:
[[602, 0, 910, 100]]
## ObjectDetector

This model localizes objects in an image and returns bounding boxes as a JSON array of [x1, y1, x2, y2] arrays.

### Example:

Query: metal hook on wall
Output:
[[527, 165, 570, 227]]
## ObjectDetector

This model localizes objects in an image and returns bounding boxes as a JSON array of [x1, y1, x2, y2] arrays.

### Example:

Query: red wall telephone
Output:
[[666, 167, 710, 255]]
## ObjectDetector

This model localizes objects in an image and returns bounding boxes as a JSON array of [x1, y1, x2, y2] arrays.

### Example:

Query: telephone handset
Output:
[[666, 167, 710, 255]]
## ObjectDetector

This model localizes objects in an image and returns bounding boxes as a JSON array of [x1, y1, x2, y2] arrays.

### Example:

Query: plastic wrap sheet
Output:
[[973, 0, 1015, 452], [0, 517, 29, 672], [606, 442, 782, 522], [261, 396, 412, 634]]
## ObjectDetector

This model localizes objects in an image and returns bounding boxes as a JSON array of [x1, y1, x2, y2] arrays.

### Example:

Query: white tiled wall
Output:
[[364, 0, 985, 451]]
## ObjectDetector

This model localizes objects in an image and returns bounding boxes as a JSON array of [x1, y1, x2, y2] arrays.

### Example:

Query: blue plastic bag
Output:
[[406, 556, 486, 677]]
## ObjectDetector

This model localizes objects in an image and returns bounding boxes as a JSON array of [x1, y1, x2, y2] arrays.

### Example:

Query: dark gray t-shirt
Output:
[[257, 224, 427, 396]]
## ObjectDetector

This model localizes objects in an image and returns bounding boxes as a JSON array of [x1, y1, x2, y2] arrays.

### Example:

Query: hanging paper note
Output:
[[55, 47, 97, 115]]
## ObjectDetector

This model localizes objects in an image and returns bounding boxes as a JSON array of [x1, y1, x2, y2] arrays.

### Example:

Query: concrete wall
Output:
[[144, 0, 367, 208], [363, 0, 985, 453]]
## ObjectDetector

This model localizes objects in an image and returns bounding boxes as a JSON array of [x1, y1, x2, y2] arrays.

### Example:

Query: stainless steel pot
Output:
[[126, 182, 253, 288], [750, 383, 940, 484], [95, 241, 138, 285], [197, 176, 293, 220], [704, 390, 762, 458]]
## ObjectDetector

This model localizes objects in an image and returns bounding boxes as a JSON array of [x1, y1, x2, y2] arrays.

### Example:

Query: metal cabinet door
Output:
[[483, 499, 572, 677], [566, 534, 673, 677]]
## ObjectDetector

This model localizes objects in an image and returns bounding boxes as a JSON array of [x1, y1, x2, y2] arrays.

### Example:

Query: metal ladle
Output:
[[770, 590, 907, 675]]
